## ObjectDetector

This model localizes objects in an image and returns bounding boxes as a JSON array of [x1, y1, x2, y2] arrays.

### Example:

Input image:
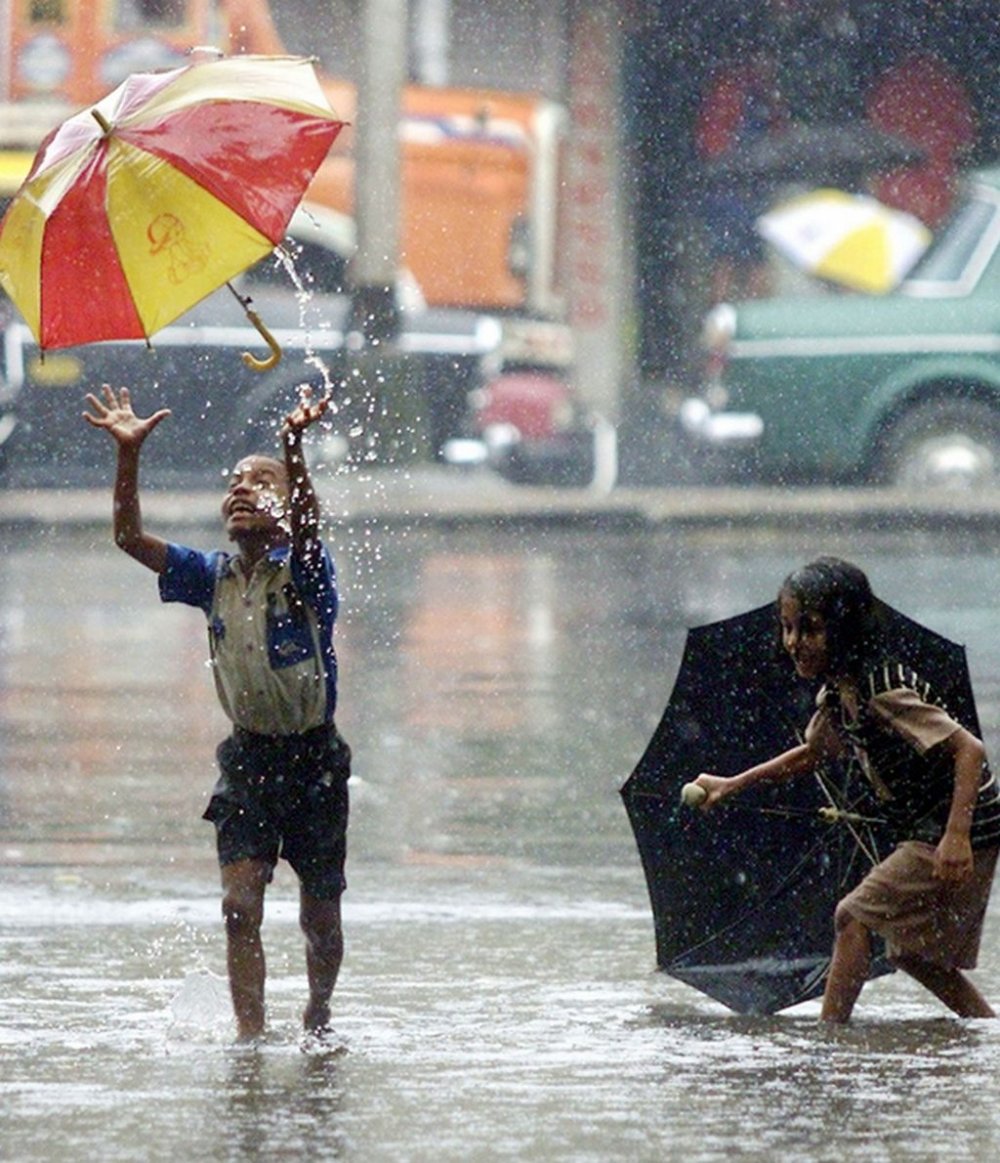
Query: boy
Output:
[[84, 384, 350, 1043]]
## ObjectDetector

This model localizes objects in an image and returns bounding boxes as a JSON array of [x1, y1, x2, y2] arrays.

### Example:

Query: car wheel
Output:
[[878, 398, 1000, 489]]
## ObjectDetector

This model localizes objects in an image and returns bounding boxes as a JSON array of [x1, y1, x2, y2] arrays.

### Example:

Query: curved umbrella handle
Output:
[[240, 306, 282, 372]]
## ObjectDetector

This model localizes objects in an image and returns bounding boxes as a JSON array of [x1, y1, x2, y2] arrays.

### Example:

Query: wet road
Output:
[[3, 516, 1000, 1161]]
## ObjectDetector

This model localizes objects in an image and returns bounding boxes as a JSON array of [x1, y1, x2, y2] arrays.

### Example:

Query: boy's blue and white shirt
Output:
[[159, 541, 339, 736]]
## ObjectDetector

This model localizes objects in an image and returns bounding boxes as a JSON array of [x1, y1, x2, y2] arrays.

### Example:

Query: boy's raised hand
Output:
[[281, 385, 329, 440], [83, 385, 171, 447]]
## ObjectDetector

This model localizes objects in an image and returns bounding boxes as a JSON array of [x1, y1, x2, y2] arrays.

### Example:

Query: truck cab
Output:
[[0, 0, 587, 485]]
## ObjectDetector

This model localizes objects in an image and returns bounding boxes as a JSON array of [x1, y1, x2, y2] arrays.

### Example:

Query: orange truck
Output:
[[1, 0, 590, 483], [2, 0, 568, 320]]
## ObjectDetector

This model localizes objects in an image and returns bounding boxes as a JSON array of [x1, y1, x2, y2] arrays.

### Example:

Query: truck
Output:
[[5, 1, 565, 311], [681, 165, 1000, 490], [1, 0, 591, 484]]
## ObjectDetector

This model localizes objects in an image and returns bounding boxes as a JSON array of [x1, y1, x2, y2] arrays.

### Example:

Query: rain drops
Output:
[[256, 486, 286, 522]]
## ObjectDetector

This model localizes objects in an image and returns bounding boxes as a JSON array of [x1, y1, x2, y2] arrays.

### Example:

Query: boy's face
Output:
[[222, 456, 290, 539], [779, 593, 830, 680]]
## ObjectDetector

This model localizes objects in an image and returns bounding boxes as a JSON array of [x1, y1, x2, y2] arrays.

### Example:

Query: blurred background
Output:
[[1, 0, 999, 489]]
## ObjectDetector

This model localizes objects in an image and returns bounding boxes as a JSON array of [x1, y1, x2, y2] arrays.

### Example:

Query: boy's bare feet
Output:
[[303, 999, 331, 1034]]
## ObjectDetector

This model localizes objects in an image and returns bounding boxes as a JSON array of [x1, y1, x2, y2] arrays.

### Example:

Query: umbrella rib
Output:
[[811, 762, 884, 869], [629, 788, 884, 826], [669, 836, 836, 965]]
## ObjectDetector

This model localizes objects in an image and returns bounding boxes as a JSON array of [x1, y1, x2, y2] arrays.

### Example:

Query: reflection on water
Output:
[[3, 521, 1000, 1160], [220, 1048, 348, 1161]]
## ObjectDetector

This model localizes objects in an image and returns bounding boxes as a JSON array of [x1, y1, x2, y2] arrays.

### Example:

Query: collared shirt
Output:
[[806, 663, 1000, 849], [159, 541, 339, 736]]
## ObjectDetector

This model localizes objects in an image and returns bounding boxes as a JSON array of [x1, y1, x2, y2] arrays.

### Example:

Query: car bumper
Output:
[[443, 415, 617, 491], [679, 397, 764, 446]]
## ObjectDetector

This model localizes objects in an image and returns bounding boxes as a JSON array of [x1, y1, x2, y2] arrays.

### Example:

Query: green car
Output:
[[681, 165, 1000, 488]]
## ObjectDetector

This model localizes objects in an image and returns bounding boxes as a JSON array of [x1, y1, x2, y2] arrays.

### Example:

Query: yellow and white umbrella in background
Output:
[[756, 187, 931, 294]]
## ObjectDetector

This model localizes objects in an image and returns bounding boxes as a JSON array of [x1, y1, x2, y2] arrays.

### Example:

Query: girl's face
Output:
[[779, 593, 830, 680]]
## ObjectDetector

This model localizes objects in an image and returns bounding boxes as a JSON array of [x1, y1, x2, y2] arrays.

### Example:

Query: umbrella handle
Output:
[[241, 308, 282, 372]]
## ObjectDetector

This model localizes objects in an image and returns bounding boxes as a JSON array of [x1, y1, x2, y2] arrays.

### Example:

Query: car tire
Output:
[[877, 397, 1000, 489]]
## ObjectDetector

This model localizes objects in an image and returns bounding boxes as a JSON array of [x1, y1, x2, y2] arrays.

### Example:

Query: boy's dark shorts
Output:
[[203, 723, 351, 900]]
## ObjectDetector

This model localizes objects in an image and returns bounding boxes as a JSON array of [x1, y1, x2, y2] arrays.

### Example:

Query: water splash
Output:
[[168, 969, 232, 1039], [271, 245, 341, 406]]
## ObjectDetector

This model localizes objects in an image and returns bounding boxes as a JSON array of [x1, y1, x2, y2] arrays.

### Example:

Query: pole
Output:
[[350, 0, 406, 346], [346, 0, 429, 463]]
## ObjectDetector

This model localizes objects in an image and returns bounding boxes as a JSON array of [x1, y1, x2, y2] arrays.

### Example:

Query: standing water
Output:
[[3, 515, 1000, 1161]]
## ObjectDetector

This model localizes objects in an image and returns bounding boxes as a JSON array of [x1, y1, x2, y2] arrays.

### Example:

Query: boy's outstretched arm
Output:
[[83, 385, 172, 573], [280, 386, 329, 558]]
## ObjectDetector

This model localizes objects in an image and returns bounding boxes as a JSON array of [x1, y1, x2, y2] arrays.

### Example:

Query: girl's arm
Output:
[[934, 726, 986, 882], [693, 741, 819, 810]]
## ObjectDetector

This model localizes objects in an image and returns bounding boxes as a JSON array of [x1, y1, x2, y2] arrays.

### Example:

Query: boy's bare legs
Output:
[[221, 858, 271, 1041], [894, 954, 996, 1018], [300, 891, 343, 1034], [821, 913, 872, 1023]]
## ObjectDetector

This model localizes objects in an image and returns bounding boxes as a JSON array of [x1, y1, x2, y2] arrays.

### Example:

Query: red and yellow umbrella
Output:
[[0, 54, 344, 368]]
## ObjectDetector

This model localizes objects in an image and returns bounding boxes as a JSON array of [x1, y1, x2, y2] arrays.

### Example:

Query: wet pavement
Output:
[[8, 464, 1000, 534], [4, 482, 1000, 1161]]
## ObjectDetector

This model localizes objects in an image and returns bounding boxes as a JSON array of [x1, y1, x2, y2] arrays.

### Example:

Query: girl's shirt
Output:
[[805, 662, 1000, 849]]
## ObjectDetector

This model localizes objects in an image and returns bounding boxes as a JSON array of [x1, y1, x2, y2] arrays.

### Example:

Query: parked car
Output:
[[681, 165, 1000, 488], [0, 180, 601, 488], [0, 199, 502, 488]]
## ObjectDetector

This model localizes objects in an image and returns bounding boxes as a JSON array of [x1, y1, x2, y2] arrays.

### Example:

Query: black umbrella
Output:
[[704, 121, 926, 191], [620, 599, 982, 1015]]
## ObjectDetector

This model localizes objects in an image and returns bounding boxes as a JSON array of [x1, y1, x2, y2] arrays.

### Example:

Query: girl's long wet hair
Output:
[[778, 556, 885, 678]]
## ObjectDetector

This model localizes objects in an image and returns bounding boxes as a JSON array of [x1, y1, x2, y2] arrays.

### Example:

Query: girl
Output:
[[693, 556, 1000, 1023]]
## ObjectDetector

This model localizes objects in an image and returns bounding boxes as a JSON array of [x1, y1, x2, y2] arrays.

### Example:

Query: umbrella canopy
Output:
[[704, 121, 925, 190], [756, 187, 931, 294], [620, 600, 982, 1015], [0, 54, 344, 355]]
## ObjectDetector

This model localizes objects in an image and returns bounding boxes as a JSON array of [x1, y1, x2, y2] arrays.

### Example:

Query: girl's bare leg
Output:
[[894, 955, 996, 1018], [822, 914, 872, 1023]]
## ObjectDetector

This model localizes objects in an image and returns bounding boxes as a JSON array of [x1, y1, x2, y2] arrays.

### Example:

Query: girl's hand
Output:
[[281, 385, 329, 440], [83, 385, 170, 447], [934, 830, 974, 883], [692, 773, 738, 810]]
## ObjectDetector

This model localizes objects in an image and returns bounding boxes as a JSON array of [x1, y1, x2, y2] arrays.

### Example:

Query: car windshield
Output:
[[905, 190, 999, 283]]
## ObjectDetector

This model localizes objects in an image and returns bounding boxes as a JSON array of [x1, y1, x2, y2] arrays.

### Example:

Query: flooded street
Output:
[[4, 512, 1000, 1161]]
